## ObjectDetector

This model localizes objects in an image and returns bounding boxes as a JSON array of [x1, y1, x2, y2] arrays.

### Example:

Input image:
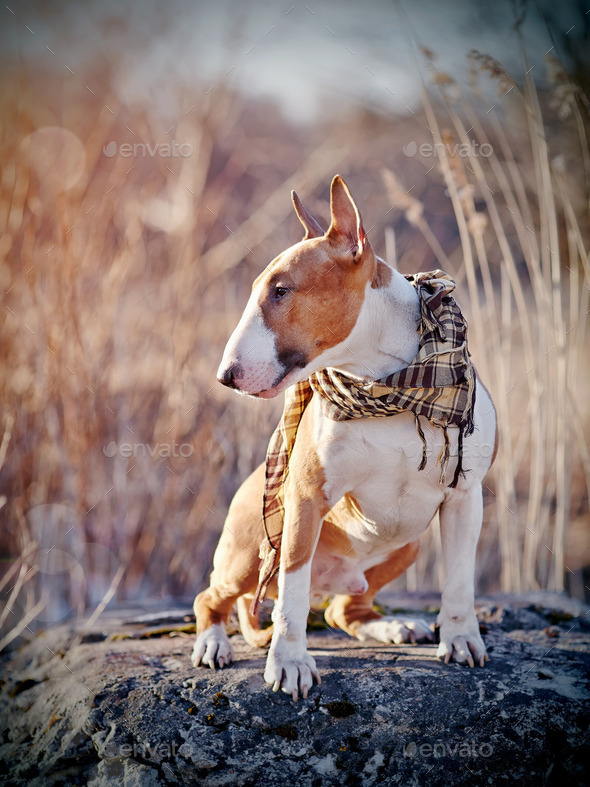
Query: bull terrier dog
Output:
[[192, 175, 497, 700]]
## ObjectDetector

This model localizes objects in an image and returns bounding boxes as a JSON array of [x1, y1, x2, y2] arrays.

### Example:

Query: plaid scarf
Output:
[[250, 270, 476, 613]]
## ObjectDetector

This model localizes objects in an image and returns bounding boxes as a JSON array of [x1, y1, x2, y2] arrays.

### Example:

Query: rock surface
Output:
[[0, 592, 588, 786]]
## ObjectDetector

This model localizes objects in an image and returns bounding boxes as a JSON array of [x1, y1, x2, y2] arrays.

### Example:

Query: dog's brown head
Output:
[[217, 175, 388, 398]]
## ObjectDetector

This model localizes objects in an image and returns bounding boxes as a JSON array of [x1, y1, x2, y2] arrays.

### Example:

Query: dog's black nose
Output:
[[217, 363, 242, 389]]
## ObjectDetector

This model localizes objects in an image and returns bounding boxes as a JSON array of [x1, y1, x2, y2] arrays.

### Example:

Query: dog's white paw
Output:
[[355, 616, 434, 645], [436, 614, 487, 668], [191, 623, 234, 669], [264, 641, 321, 701]]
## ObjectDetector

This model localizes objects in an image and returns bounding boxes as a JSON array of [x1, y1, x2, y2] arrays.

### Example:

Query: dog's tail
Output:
[[236, 596, 274, 648]]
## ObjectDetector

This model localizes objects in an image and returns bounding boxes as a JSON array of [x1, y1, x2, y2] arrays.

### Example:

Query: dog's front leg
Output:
[[264, 491, 326, 700], [437, 484, 488, 667]]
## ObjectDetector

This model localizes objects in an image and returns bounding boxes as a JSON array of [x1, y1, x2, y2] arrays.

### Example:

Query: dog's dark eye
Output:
[[274, 286, 289, 300]]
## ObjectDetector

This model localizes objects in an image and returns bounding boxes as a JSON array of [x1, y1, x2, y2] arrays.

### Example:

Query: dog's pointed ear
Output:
[[291, 190, 325, 239], [326, 175, 367, 261]]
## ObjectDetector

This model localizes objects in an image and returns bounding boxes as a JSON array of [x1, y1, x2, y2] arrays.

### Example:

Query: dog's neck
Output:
[[327, 262, 421, 381]]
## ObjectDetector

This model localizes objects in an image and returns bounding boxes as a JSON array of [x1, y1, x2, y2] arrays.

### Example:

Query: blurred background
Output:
[[1, 0, 589, 646]]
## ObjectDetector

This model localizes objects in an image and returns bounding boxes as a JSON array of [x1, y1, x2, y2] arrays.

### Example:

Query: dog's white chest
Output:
[[313, 398, 449, 548], [313, 380, 495, 555]]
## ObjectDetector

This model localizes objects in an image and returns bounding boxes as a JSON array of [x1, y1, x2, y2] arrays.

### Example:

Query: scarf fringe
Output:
[[415, 415, 470, 487], [414, 415, 428, 471], [450, 428, 464, 489], [436, 425, 451, 485], [249, 540, 280, 616]]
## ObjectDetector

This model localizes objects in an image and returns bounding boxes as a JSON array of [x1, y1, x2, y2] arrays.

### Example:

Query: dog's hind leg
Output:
[[324, 540, 434, 644], [192, 464, 268, 669], [236, 596, 274, 648]]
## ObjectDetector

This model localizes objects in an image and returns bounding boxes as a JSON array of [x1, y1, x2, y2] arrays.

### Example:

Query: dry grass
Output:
[[392, 46, 590, 598], [0, 48, 588, 648]]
